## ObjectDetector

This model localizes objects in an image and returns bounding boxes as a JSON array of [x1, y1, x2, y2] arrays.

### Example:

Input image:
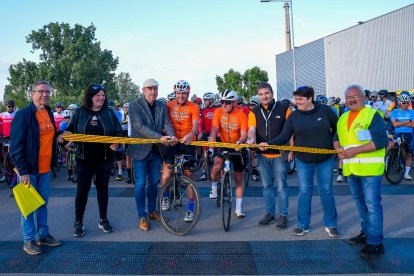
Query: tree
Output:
[[5, 22, 119, 108], [114, 72, 140, 103], [215, 66, 269, 100]]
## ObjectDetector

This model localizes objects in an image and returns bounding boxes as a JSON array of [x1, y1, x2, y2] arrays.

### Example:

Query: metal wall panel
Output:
[[325, 4, 414, 98], [276, 39, 325, 100]]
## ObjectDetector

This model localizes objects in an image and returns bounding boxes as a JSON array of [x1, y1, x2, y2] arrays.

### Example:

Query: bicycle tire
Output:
[[385, 148, 404, 185], [221, 172, 232, 232], [244, 149, 251, 187], [159, 175, 201, 236], [4, 153, 14, 186], [66, 151, 77, 183], [54, 147, 62, 173]]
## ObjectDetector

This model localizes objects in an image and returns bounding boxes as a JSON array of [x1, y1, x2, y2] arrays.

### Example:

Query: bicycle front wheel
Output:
[[221, 172, 232, 231], [159, 175, 201, 236], [385, 148, 404, 185]]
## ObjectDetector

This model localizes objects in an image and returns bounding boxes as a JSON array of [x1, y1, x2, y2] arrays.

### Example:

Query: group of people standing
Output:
[[10, 79, 387, 259]]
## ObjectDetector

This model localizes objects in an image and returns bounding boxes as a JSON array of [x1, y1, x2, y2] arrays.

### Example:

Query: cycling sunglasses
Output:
[[91, 84, 105, 92], [220, 100, 233, 105], [399, 102, 409, 105]]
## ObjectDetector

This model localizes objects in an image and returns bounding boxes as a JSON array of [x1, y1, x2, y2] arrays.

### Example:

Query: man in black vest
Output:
[[247, 82, 291, 229]]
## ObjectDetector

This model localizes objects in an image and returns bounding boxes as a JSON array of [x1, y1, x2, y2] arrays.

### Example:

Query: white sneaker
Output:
[[209, 188, 218, 199], [199, 174, 207, 181], [252, 174, 258, 181], [404, 174, 412, 180], [184, 210, 194, 222], [336, 175, 343, 182], [235, 209, 245, 219], [161, 197, 170, 211]]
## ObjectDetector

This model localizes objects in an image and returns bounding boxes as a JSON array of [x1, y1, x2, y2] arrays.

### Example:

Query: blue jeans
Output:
[[19, 172, 51, 243], [295, 156, 338, 230], [347, 175, 383, 245], [133, 151, 162, 219], [256, 154, 288, 217]]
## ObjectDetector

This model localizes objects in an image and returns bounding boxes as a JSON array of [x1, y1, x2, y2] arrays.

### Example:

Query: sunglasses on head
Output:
[[221, 100, 233, 105], [91, 84, 105, 92]]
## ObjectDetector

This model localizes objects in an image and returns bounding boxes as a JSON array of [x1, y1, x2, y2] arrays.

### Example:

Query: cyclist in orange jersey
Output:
[[209, 90, 248, 218], [161, 80, 200, 222]]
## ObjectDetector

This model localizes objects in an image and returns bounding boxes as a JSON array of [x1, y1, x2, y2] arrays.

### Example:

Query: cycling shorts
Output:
[[394, 132, 414, 152], [215, 148, 246, 173], [164, 143, 196, 168]]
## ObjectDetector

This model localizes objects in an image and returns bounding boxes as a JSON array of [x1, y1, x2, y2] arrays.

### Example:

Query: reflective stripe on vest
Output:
[[337, 107, 385, 176]]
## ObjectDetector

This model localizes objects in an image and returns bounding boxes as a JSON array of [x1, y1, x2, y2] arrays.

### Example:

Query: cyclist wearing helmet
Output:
[[68, 103, 78, 114], [107, 99, 124, 180], [209, 89, 248, 218], [390, 93, 414, 180], [58, 109, 74, 181], [237, 95, 250, 116], [59, 110, 72, 131], [0, 100, 16, 138], [161, 80, 200, 222], [167, 92, 176, 102], [193, 97, 203, 108], [121, 103, 133, 184], [53, 103, 65, 130], [387, 90, 413, 117], [197, 92, 217, 181], [248, 96, 260, 110], [247, 83, 291, 228]]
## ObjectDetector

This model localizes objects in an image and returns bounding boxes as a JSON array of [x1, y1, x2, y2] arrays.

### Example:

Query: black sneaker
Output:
[[258, 214, 275, 227], [275, 215, 288, 230], [324, 227, 341, 238], [74, 221, 85, 237], [293, 227, 310, 236], [98, 219, 113, 233], [37, 233, 62, 246], [349, 231, 366, 245], [23, 240, 42, 255], [360, 243, 385, 258]]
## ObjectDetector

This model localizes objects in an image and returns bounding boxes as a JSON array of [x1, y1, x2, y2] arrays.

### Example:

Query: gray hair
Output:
[[344, 84, 365, 97], [31, 80, 51, 93]]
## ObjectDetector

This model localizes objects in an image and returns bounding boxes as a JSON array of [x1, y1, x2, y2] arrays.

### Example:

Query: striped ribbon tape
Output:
[[62, 134, 339, 154]]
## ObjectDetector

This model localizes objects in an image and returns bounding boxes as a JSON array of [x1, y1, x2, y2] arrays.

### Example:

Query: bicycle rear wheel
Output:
[[221, 172, 232, 231], [159, 175, 201, 235], [385, 148, 404, 185]]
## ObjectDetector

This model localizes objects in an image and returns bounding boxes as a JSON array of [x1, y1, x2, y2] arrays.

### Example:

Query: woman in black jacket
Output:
[[59, 84, 123, 237]]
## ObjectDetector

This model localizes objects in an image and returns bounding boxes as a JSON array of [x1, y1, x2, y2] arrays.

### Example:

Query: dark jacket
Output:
[[10, 102, 57, 175], [127, 97, 175, 160], [251, 100, 289, 155], [66, 106, 123, 160]]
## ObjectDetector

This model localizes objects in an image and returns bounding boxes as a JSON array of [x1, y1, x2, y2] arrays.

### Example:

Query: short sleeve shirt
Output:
[[167, 100, 200, 139], [212, 107, 248, 143]]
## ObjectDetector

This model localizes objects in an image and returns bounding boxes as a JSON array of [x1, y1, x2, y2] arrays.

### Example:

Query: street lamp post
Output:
[[261, 0, 297, 90]]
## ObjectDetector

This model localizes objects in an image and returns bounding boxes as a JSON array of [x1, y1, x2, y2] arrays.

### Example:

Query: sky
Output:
[[1, 0, 413, 101]]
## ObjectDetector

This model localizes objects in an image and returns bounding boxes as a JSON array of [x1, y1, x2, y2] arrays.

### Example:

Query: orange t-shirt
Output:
[[212, 107, 248, 143], [167, 100, 200, 139], [36, 110, 54, 173], [348, 110, 361, 131]]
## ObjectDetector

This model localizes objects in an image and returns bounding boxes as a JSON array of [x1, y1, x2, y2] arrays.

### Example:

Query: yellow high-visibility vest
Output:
[[337, 107, 385, 176]]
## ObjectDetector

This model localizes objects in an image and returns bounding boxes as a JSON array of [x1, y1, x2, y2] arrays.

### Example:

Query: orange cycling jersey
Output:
[[167, 100, 200, 139], [212, 107, 248, 143]]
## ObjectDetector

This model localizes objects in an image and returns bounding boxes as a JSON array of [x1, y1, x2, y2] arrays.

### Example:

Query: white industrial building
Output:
[[276, 4, 414, 100]]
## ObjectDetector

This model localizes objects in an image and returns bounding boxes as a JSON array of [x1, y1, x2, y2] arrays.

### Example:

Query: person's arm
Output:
[[267, 115, 294, 146], [247, 112, 256, 144], [10, 111, 29, 177]]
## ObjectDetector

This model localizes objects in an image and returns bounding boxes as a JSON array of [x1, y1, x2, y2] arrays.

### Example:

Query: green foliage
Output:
[[5, 22, 119, 108], [114, 72, 140, 104], [215, 66, 269, 100]]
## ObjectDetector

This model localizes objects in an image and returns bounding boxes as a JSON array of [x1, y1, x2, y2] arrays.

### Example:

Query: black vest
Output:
[[252, 101, 289, 155]]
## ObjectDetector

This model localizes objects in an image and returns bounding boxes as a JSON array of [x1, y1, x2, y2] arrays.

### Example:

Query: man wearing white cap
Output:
[[128, 79, 176, 232]]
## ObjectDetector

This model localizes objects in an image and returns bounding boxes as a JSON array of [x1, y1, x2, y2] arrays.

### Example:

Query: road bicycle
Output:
[[385, 135, 406, 185], [216, 150, 244, 232], [158, 154, 201, 235]]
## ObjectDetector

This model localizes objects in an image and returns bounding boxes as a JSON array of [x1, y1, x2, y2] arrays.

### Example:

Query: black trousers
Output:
[[75, 159, 113, 222]]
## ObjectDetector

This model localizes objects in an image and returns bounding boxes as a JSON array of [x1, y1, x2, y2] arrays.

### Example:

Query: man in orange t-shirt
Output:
[[209, 90, 248, 218], [10, 81, 62, 255], [161, 80, 200, 222]]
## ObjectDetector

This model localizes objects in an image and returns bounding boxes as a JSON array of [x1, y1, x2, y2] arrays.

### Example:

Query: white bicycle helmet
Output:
[[249, 96, 260, 106], [167, 92, 176, 101], [68, 103, 78, 109], [397, 94, 410, 103], [173, 80, 190, 93], [62, 110, 72, 118], [158, 97, 168, 104], [370, 91, 378, 98], [202, 92, 215, 100], [219, 90, 238, 101]]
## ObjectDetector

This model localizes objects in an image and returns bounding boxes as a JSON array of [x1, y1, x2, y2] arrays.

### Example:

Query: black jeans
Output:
[[75, 159, 113, 222]]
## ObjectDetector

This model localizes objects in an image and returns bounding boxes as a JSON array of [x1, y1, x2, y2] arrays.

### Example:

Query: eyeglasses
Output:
[[91, 84, 105, 91], [7, 106, 14, 108], [345, 95, 363, 100], [64, 116, 71, 119], [399, 102, 409, 105], [221, 100, 233, 105], [34, 90, 51, 95]]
